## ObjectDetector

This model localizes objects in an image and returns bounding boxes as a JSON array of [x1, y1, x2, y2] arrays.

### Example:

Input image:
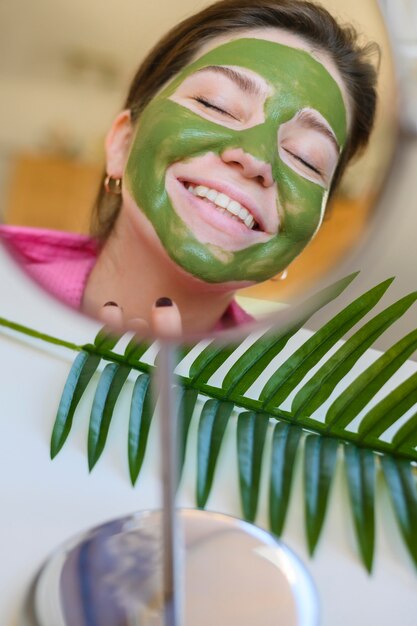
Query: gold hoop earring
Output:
[[104, 175, 122, 195], [270, 268, 288, 283]]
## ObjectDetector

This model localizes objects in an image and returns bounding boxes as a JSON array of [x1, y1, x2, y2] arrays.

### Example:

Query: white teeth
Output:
[[206, 189, 218, 202], [185, 182, 257, 230], [244, 214, 255, 228], [238, 206, 250, 220], [195, 185, 209, 197], [228, 200, 241, 216], [215, 193, 230, 209]]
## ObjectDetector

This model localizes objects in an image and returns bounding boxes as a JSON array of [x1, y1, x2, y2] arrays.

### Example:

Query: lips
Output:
[[165, 170, 275, 252], [183, 181, 259, 230], [178, 176, 271, 234]]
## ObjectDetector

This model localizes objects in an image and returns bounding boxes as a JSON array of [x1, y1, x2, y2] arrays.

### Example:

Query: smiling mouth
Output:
[[181, 181, 261, 231]]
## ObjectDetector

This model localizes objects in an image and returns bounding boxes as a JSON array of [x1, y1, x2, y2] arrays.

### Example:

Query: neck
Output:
[[82, 209, 236, 334]]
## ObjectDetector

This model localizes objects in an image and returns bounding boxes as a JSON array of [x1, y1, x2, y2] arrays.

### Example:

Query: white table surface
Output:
[[0, 243, 416, 626]]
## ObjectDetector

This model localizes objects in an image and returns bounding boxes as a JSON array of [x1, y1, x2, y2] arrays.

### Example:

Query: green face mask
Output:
[[125, 38, 347, 283]]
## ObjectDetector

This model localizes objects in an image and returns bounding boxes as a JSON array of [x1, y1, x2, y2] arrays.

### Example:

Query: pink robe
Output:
[[0, 225, 252, 330]]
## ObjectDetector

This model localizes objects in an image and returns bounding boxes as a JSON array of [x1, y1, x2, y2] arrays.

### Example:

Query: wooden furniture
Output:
[[4, 153, 103, 235]]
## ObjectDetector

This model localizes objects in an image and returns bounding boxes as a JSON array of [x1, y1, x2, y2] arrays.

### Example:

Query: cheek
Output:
[[274, 163, 326, 240], [136, 101, 227, 161], [125, 111, 179, 210]]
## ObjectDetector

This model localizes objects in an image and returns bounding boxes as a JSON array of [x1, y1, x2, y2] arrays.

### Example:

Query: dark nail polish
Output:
[[155, 297, 173, 307], [104, 301, 118, 307]]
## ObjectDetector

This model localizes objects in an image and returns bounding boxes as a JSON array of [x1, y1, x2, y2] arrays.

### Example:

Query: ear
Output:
[[105, 110, 134, 177]]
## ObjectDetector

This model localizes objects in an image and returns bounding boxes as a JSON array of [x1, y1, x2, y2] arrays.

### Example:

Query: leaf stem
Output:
[[0, 316, 83, 352], [2, 315, 416, 465], [80, 346, 417, 464]]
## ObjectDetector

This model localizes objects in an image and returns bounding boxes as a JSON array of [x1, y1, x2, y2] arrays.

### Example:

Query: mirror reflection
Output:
[[0, 0, 396, 337]]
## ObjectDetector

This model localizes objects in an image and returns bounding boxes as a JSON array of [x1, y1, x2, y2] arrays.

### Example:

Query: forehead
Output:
[[162, 37, 348, 146]]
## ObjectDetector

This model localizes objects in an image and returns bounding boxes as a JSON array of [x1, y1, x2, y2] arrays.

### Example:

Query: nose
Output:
[[221, 148, 274, 187]]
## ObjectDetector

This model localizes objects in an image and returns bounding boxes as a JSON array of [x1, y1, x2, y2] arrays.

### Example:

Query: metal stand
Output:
[[24, 342, 319, 626], [157, 343, 182, 626]]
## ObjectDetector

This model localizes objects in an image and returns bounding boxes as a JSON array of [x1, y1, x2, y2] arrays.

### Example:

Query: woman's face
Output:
[[124, 29, 349, 285]]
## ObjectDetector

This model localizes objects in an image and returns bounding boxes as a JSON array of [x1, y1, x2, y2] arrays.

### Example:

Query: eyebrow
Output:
[[195, 65, 263, 97], [296, 109, 340, 152]]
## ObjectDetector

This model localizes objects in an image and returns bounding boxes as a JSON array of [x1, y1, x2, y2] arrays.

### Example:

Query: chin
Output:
[[123, 189, 257, 293], [177, 264, 257, 292], [158, 244, 258, 293]]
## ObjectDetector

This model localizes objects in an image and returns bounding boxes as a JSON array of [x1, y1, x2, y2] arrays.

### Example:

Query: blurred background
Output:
[[0, 0, 415, 333]]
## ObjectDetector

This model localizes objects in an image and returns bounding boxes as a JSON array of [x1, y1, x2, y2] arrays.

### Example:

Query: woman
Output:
[[0, 0, 378, 336]]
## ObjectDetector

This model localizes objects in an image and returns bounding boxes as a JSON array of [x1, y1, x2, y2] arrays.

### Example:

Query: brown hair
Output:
[[92, 0, 379, 240]]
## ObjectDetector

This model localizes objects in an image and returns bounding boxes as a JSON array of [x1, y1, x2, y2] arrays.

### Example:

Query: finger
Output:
[[151, 297, 183, 339], [126, 317, 150, 340], [97, 301, 124, 333]]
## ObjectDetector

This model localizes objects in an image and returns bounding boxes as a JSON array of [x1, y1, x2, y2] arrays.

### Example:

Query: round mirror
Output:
[[0, 0, 398, 340]]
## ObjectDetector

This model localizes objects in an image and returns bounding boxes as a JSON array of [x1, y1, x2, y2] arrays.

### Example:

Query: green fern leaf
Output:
[[223, 329, 297, 398], [88, 336, 150, 475], [177, 388, 199, 485], [392, 412, 417, 454], [304, 435, 339, 554], [237, 412, 269, 522], [189, 343, 237, 385], [196, 400, 234, 508], [93, 329, 120, 351], [88, 363, 131, 470], [269, 422, 303, 536], [124, 337, 150, 361], [344, 445, 376, 573], [177, 344, 196, 363], [381, 456, 417, 567], [128, 373, 154, 485], [12, 268, 416, 574], [260, 278, 393, 409], [292, 293, 417, 418], [188, 343, 220, 380], [358, 371, 417, 443], [325, 329, 417, 434], [50, 351, 101, 458], [222, 272, 359, 399]]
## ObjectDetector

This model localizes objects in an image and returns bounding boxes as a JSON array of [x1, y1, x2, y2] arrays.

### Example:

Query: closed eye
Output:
[[284, 148, 323, 176], [193, 96, 239, 121]]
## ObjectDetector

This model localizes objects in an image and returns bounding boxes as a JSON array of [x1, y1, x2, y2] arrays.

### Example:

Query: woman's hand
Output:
[[98, 297, 183, 339]]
